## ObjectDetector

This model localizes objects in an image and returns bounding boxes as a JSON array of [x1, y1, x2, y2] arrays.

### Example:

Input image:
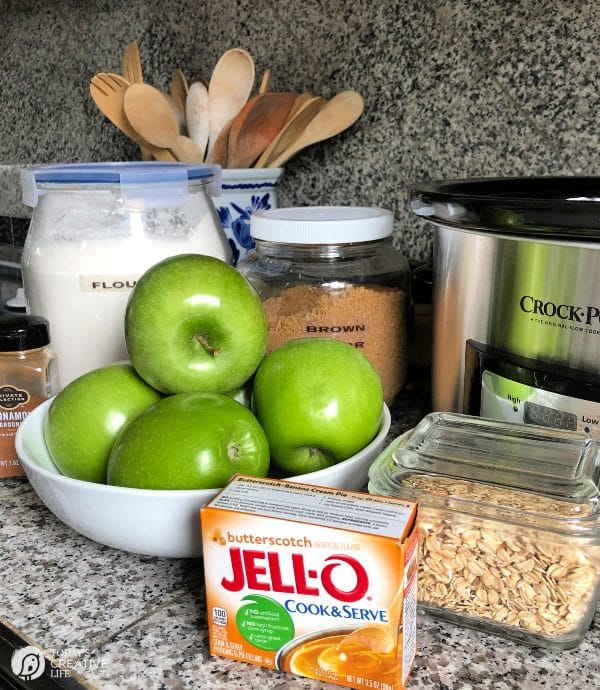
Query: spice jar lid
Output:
[[250, 206, 393, 244], [0, 315, 51, 351]]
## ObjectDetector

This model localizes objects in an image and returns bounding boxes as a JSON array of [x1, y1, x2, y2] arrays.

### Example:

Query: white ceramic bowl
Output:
[[15, 399, 391, 558]]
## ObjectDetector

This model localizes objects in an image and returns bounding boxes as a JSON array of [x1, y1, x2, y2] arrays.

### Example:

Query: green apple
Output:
[[44, 363, 162, 483], [125, 254, 268, 395], [252, 338, 384, 474], [106, 392, 270, 490]]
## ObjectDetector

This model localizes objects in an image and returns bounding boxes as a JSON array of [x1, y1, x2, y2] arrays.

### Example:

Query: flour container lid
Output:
[[409, 177, 600, 242], [21, 162, 222, 209]]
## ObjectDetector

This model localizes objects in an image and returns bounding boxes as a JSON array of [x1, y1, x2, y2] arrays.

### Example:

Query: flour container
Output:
[[20, 162, 230, 387]]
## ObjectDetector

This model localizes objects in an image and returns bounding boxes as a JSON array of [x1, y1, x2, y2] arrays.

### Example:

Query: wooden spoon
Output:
[[207, 48, 255, 159], [123, 82, 180, 148], [90, 73, 176, 161], [186, 81, 210, 161], [120, 41, 151, 160], [208, 118, 233, 167], [268, 90, 364, 168], [123, 83, 203, 162], [227, 92, 295, 169], [171, 135, 205, 163], [255, 96, 325, 168]]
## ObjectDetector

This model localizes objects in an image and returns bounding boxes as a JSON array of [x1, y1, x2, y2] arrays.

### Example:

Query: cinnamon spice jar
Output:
[[0, 315, 58, 477], [237, 207, 410, 404]]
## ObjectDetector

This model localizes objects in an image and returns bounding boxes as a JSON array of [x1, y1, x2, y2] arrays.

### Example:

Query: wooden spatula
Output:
[[120, 41, 151, 160]]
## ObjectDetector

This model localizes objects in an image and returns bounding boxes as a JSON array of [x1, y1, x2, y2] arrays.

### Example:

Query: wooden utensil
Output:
[[285, 91, 314, 122], [186, 81, 210, 161], [207, 48, 255, 159], [170, 69, 189, 114], [120, 41, 151, 160], [122, 83, 204, 162], [259, 68, 271, 94], [90, 73, 176, 162], [255, 96, 325, 168], [166, 94, 187, 134], [268, 90, 364, 168], [123, 82, 179, 148], [227, 92, 295, 169], [121, 41, 143, 86], [171, 135, 205, 163], [208, 118, 233, 167]]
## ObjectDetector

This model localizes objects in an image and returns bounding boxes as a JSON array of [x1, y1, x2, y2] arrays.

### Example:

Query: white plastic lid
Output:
[[250, 206, 394, 244]]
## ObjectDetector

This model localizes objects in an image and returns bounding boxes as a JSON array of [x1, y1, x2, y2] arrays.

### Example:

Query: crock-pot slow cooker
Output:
[[409, 177, 600, 435]]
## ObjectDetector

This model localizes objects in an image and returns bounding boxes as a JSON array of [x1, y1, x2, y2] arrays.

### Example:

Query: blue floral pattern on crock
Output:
[[217, 193, 272, 260]]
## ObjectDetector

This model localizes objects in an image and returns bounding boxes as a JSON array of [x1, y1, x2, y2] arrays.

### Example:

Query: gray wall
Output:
[[1, 0, 598, 263]]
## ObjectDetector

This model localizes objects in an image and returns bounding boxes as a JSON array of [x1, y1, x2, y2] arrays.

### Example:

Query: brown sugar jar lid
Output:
[[249, 206, 394, 243]]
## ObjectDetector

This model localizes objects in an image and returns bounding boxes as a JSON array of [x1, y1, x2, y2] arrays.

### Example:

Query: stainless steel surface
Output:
[[432, 225, 600, 411]]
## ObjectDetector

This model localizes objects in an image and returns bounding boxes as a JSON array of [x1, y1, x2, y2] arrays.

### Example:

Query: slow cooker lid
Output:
[[409, 177, 600, 242]]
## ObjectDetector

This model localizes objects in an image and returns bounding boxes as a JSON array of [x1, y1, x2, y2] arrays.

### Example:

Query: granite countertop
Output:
[[1, 397, 599, 690]]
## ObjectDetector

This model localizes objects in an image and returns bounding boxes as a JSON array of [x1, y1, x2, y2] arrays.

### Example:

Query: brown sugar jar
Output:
[[0, 315, 58, 477], [237, 206, 410, 404]]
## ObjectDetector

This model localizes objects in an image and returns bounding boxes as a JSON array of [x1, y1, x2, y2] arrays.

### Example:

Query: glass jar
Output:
[[237, 207, 410, 405], [0, 315, 58, 477], [20, 162, 229, 387], [368, 412, 600, 649]]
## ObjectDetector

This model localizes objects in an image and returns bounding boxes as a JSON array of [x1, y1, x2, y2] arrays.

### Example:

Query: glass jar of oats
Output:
[[368, 412, 600, 650], [237, 207, 410, 405]]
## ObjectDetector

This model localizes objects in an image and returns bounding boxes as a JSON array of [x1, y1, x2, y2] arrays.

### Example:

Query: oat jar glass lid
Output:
[[237, 206, 410, 405], [368, 412, 600, 649], [20, 162, 230, 388]]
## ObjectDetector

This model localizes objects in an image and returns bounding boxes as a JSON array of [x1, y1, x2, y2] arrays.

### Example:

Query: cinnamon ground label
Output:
[[0, 392, 44, 477], [263, 284, 407, 404]]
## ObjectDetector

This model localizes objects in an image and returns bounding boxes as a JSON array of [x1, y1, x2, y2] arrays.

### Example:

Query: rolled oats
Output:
[[403, 475, 600, 638]]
